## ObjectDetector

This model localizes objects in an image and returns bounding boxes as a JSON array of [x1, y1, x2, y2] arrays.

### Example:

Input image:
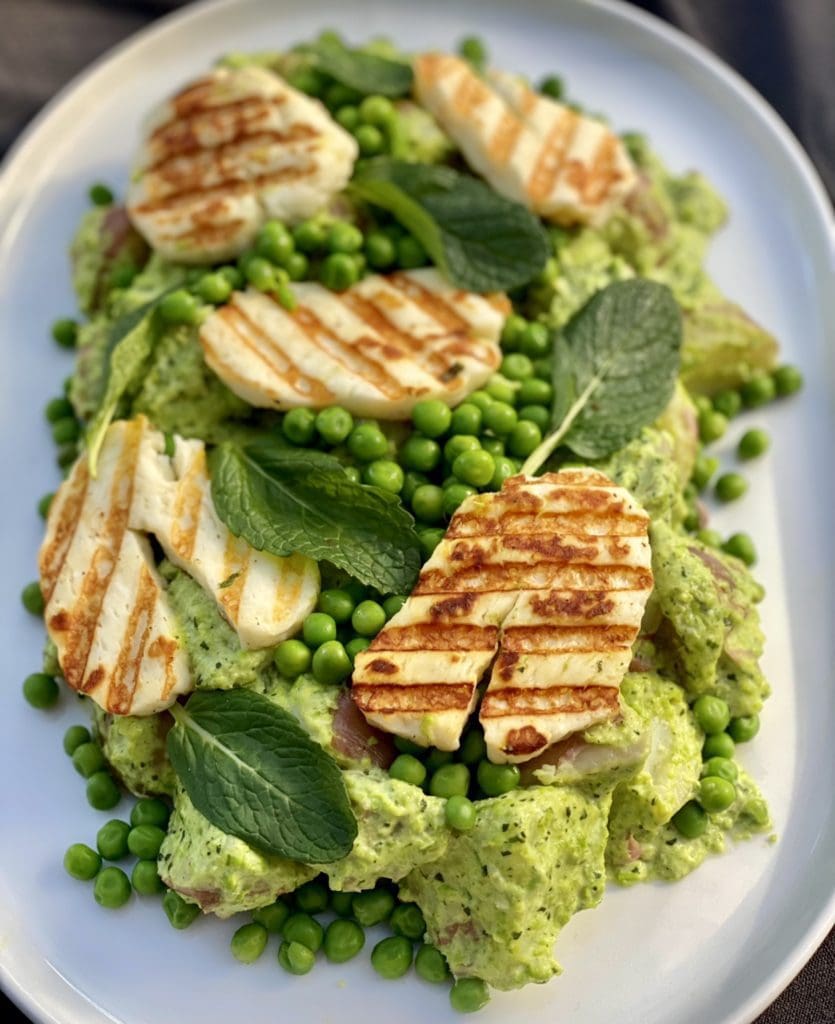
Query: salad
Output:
[[21, 30, 804, 1016]]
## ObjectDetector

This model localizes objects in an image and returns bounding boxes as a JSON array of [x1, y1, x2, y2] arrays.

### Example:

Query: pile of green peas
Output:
[[671, 695, 763, 839]]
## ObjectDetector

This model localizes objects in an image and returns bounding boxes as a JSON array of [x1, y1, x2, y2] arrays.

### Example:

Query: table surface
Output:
[[1, 2, 832, 1022]]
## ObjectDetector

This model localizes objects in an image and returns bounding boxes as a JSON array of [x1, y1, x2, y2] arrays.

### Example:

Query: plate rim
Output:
[[0, 2, 833, 1023]]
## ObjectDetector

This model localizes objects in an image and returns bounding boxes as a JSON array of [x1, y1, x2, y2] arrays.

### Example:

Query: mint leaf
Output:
[[523, 280, 682, 472], [350, 159, 549, 293], [303, 38, 412, 97], [209, 438, 421, 594], [167, 690, 357, 862]]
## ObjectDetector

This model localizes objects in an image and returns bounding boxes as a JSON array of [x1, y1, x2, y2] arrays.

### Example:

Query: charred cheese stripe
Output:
[[412, 53, 637, 228], [199, 268, 508, 419]]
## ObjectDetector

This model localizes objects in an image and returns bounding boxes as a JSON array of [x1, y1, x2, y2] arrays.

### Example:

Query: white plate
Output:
[[1, 1, 833, 1022]]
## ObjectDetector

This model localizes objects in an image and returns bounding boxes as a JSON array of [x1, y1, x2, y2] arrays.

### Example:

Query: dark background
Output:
[[0, 1, 832, 1022]]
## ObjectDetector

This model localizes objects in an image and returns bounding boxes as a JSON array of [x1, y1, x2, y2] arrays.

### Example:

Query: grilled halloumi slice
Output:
[[352, 469, 652, 760], [38, 419, 191, 715], [130, 424, 319, 648], [413, 53, 637, 227], [126, 66, 358, 263], [199, 268, 508, 418]]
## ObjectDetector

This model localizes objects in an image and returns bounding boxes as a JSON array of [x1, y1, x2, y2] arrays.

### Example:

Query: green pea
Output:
[[303, 612, 337, 648], [322, 918, 365, 963], [94, 866, 132, 909], [394, 736, 424, 756], [415, 943, 450, 983], [344, 465, 362, 485], [365, 231, 396, 269], [371, 935, 413, 979], [507, 420, 542, 458], [352, 888, 395, 927], [64, 843, 101, 881], [228, 921, 268, 964], [738, 428, 770, 460], [728, 714, 760, 743], [696, 528, 723, 548], [477, 760, 520, 796], [57, 442, 80, 471], [698, 409, 728, 444], [317, 589, 355, 624], [425, 748, 454, 771], [702, 756, 738, 783], [359, 94, 396, 127], [45, 396, 74, 423], [282, 407, 317, 445], [363, 459, 404, 493], [21, 581, 45, 616], [741, 374, 776, 408], [88, 182, 114, 206], [490, 456, 516, 490], [96, 819, 131, 860], [458, 729, 486, 765], [283, 912, 324, 952], [295, 880, 330, 915], [132, 859, 165, 896], [480, 436, 504, 457], [72, 741, 107, 778], [315, 406, 354, 445], [278, 939, 315, 975], [451, 403, 483, 436], [330, 891, 354, 918], [283, 251, 309, 281], [396, 235, 427, 269], [430, 763, 470, 798], [255, 221, 295, 265], [163, 889, 200, 929], [467, 390, 494, 412], [453, 449, 495, 488], [721, 532, 757, 566], [195, 271, 232, 304], [671, 800, 708, 839], [127, 824, 166, 860], [274, 638, 312, 677], [418, 527, 446, 558], [517, 405, 549, 432], [692, 694, 731, 735], [346, 636, 371, 662], [714, 472, 748, 502], [355, 123, 386, 156], [443, 482, 476, 517], [539, 74, 564, 99], [694, 395, 713, 415], [500, 314, 527, 350], [518, 322, 550, 359], [444, 434, 481, 463], [63, 724, 91, 756], [712, 389, 742, 418], [445, 794, 477, 831], [412, 484, 445, 524], [450, 978, 490, 1013], [286, 64, 327, 95], [703, 732, 735, 760], [252, 898, 290, 933], [533, 357, 552, 380], [699, 776, 737, 813], [347, 423, 388, 462], [691, 454, 719, 492], [320, 251, 359, 291], [293, 218, 328, 253], [501, 353, 534, 382], [400, 435, 441, 473], [38, 492, 55, 519], [22, 672, 58, 709], [482, 401, 518, 437], [412, 399, 451, 438], [773, 364, 803, 396], [391, 902, 426, 941], [130, 798, 170, 829], [219, 265, 244, 289], [458, 35, 487, 69], [51, 417, 80, 446], [327, 221, 364, 255], [159, 289, 199, 325], [352, 600, 387, 637], [51, 317, 78, 348], [682, 509, 701, 533], [312, 640, 352, 685]]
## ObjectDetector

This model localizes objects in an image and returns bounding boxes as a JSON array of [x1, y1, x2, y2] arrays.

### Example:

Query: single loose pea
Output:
[[63, 724, 91, 756], [426, 748, 454, 771], [450, 978, 490, 1014], [715, 472, 748, 502], [94, 866, 132, 909], [540, 74, 564, 99], [330, 891, 354, 917], [344, 465, 361, 485], [72, 741, 107, 778], [412, 399, 451, 438], [346, 636, 371, 662], [283, 912, 324, 952], [702, 757, 738, 783], [517, 376, 552, 406], [738, 428, 770, 460], [692, 694, 731, 735], [365, 230, 396, 269], [51, 317, 78, 348], [320, 251, 359, 291], [89, 182, 114, 205], [692, 454, 719, 492], [303, 612, 337, 648], [347, 423, 388, 462], [467, 390, 494, 412], [295, 880, 330, 914], [359, 94, 396, 127], [383, 594, 405, 618], [694, 395, 713, 415], [327, 221, 364, 255], [324, 918, 365, 963], [274, 638, 312, 677], [363, 459, 404, 493], [219, 265, 244, 289], [23, 672, 59, 709], [278, 940, 315, 975], [400, 435, 441, 473], [490, 456, 516, 490], [163, 889, 200, 929], [57, 442, 79, 471], [459, 729, 487, 765], [283, 251, 309, 281], [519, 322, 550, 358], [696, 528, 723, 548], [355, 123, 385, 156], [722, 532, 757, 566], [458, 35, 487, 68], [371, 935, 413, 980], [507, 420, 542, 458], [698, 409, 728, 444], [741, 374, 776, 408], [244, 255, 276, 291], [699, 776, 737, 813], [159, 289, 199, 325], [703, 732, 735, 760], [430, 763, 470, 799], [453, 449, 495, 488], [352, 600, 387, 637], [96, 819, 131, 860], [396, 235, 427, 268], [312, 640, 352, 685], [773, 364, 803, 396], [671, 800, 708, 839], [712, 389, 742, 418], [132, 859, 165, 896], [131, 797, 171, 830], [315, 406, 354, 445], [317, 589, 355, 624], [64, 843, 101, 881], [389, 757, 424, 786], [500, 313, 527, 350], [477, 760, 520, 796], [293, 218, 328, 252], [230, 921, 268, 963], [51, 417, 80, 446], [194, 271, 232, 304], [21, 581, 45, 616], [282, 407, 317, 445], [501, 353, 534, 382], [255, 221, 295, 265], [394, 736, 425, 756], [38, 492, 55, 519], [533, 357, 552, 381], [391, 902, 426, 941], [451, 402, 483, 436], [444, 434, 480, 463], [45, 396, 74, 423], [482, 401, 518, 437], [415, 943, 450, 983], [127, 824, 166, 860], [252, 899, 290, 933], [517, 405, 549, 432], [419, 527, 446, 558], [480, 436, 504, 456], [412, 484, 445, 524], [443, 482, 476, 517], [728, 714, 760, 743], [445, 794, 477, 832], [352, 888, 395, 928]]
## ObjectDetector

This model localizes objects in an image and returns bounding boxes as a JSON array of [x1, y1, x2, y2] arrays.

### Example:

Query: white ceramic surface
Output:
[[0, 2, 833, 1023]]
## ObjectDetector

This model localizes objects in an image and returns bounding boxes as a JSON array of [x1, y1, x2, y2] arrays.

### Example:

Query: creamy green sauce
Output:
[[91, 704, 177, 798]]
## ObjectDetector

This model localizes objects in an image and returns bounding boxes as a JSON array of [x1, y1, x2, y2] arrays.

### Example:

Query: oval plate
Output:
[[0, 2, 833, 1023]]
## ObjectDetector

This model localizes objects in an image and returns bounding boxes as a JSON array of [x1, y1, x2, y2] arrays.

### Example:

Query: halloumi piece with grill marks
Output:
[[130, 425, 319, 649], [199, 268, 508, 418], [38, 419, 191, 715], [413, 53, 637, 227], [126, 66, 358, 263], [352, 469, 652, 760]]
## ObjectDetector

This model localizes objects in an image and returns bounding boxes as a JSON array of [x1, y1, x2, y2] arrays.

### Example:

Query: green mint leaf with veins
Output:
[[167, 690, 357, 863], [350, 159, 550, 293], [209, 438, 421, 595], [303, 38, 413, 97], [523, 279, 682, 473]]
